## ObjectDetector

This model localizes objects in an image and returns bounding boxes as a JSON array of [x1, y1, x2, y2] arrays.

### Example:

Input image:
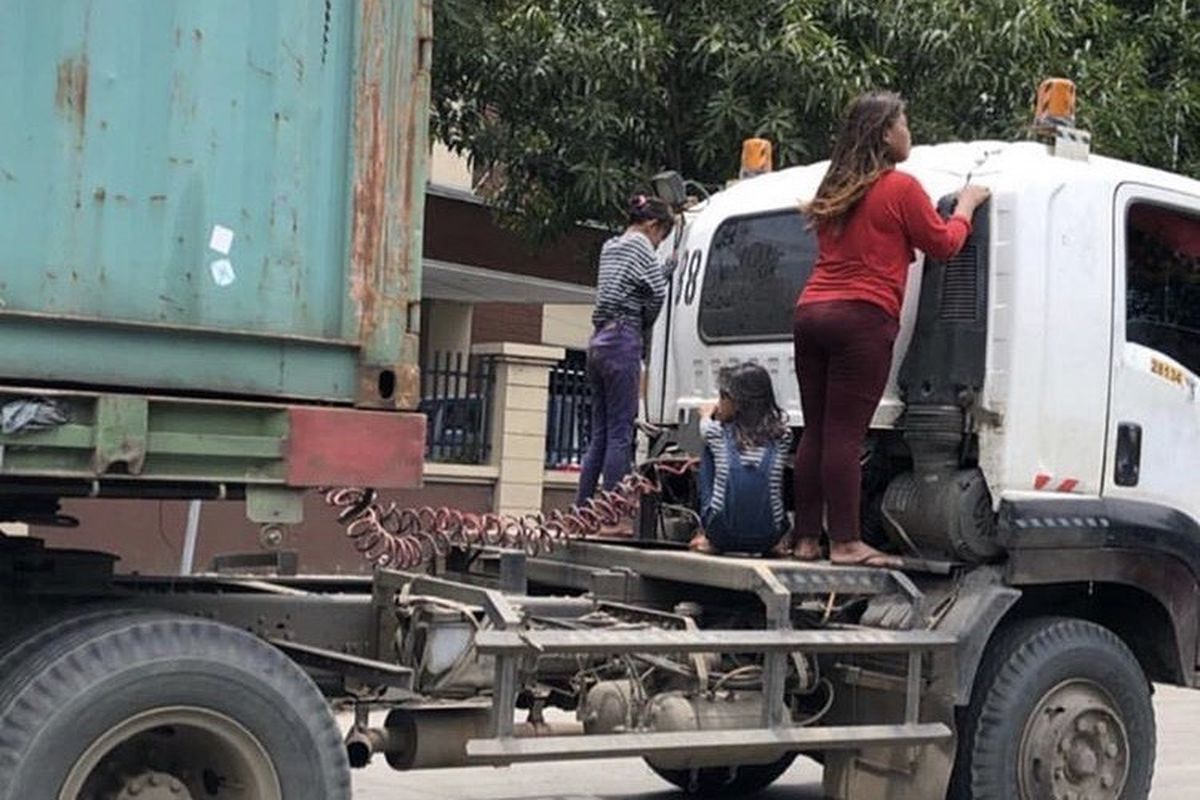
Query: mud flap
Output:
[[823, 729, 955, 799]]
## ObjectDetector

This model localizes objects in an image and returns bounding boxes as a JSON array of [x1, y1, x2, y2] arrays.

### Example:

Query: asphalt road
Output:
[[349, 683, 1200, 799]]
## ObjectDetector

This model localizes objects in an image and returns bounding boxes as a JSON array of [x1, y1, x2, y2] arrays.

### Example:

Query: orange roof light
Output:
[[1035, 78, 1077, 128], [740, 138, 773, 178]]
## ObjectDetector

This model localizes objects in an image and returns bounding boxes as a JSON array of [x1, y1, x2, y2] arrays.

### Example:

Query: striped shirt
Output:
[[701, 419, 791, 532], [592, 231, 668, 331]]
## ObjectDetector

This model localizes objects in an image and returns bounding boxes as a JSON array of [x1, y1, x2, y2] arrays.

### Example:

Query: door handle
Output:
[[1115, 422, 1142, 487]]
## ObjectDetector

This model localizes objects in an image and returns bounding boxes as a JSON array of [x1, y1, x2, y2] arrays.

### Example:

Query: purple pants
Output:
[[576, 323, 641, 504]]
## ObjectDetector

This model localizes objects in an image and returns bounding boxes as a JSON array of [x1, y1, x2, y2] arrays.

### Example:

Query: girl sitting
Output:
[[690, 364, 792, 556]]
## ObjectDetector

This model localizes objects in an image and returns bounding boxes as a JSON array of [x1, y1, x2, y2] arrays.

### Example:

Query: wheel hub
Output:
[[1064, 740, 1098, 780], [114, 770, 194, 800], [59, 706, 282, 800], [1019, 680, 1129, 800]]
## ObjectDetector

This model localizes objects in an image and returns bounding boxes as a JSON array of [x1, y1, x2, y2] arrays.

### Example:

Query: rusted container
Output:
[[0, 0, 431, 410]]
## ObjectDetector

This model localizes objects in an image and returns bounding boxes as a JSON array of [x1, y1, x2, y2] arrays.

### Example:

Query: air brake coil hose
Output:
[[321, 456, 699, 570]]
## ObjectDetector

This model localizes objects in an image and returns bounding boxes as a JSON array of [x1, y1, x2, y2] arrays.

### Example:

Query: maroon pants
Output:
[[792, 300, 899, 543]]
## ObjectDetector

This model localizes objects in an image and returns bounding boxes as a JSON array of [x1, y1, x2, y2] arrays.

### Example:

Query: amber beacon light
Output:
[[1035, 78, 1077, 128], [740, 138, 774, 178]]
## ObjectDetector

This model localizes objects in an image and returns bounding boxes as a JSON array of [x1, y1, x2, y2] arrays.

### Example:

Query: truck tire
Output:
[[647, 753, 797, 797], [0, 605, 139, 664], [953, 616, 1154, 800], [0, 609, 350, 800]]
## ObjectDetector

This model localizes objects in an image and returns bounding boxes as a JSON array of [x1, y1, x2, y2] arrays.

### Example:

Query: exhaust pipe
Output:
[[345, 707, 587, 770], [345, 726, 402, 769]]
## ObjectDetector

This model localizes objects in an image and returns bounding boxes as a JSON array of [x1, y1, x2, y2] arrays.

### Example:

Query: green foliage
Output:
[[434, 0, 1200, 241]]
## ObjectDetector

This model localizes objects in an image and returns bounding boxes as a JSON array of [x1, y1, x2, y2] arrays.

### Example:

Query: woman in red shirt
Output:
[[791, 92, 990, 566]]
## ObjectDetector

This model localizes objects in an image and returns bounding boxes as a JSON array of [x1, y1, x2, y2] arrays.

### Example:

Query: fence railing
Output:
[[545, 358, 591, 469], [420, 351, 496, 465]]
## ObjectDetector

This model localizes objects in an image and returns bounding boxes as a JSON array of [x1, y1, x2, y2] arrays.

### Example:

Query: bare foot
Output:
[[829, 540, 902, 568], [688, 532, 717, 554], [791, 537, 822, 561]]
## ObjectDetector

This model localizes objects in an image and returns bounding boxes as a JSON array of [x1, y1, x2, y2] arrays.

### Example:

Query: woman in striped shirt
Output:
[[690, 363, 792, 556], [576, 194, 675, 506]]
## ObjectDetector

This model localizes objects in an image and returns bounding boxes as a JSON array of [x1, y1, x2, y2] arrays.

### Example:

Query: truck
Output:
[[0, 1, 1192, 797]]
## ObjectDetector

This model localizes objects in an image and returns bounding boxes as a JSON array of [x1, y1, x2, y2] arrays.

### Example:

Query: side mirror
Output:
[[651, 171, 688, 212]]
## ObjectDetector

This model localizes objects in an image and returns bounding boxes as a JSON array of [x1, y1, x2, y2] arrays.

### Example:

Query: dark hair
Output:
[[627, 193, 675, 235], [718, 363, 788, 449], [805, 92, 906, 228]]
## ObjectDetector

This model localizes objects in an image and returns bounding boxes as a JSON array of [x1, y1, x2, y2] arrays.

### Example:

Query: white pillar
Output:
[[473, 342, 566, 516]]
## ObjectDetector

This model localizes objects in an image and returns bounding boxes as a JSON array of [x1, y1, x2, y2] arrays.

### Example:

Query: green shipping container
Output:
[[0, 0, 430, 410]]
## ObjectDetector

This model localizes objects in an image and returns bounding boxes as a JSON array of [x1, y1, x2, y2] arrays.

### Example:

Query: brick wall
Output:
[[542, 485, 577, 513], [424, 194, 606, 286], [32, 482, 494, 576], [471, 302, 544, 345]]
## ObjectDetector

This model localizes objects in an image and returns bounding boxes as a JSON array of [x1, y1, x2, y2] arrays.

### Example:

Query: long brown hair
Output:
[[805, 92, 906, 229], [718, 364, 788, 450]]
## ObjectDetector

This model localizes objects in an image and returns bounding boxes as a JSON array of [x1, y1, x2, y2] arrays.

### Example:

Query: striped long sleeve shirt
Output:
[[591, 231, 668, 331]]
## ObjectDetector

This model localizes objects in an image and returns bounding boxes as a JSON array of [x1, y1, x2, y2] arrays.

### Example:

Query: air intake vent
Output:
[[939, 245, 979, 322]]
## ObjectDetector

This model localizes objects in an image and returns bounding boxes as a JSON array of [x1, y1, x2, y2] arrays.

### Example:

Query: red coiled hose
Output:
[[321, 456, 699, 569]]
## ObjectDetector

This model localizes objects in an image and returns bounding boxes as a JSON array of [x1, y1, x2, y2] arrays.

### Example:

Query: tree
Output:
[[434, 0, 1200, 241]]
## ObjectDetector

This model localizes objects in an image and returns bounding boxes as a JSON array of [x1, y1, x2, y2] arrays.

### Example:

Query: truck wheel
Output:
[[0, 605, 139, 664], [955, 617, 1154, 800], [0, 610, 350, 800], [647, 753, 797, 797]]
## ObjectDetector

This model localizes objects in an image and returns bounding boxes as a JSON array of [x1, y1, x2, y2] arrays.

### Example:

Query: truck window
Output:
[[698, 210, 818, 342], [1126, 202, 1200, 374]]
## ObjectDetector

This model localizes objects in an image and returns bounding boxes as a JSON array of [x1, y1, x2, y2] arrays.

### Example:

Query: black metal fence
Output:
[[545, 353, 591, 470], [420, 351, 496, 465]]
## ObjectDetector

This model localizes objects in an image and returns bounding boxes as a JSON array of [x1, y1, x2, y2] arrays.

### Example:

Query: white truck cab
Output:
[[649, 129, 1200, 562]]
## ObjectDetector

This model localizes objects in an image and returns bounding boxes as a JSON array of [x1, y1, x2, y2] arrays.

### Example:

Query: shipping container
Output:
[[0, 0, 430, 410], [0, 0, 430, 513]]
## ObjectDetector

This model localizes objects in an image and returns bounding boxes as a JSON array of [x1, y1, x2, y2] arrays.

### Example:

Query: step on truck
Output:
[[0, 2, 1194, 795]]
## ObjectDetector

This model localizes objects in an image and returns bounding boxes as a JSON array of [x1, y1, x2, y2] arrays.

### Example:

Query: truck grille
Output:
[[939, 244, 980, 322]]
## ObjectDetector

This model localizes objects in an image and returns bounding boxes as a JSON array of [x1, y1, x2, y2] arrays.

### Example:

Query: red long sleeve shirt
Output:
[[797, 169, 971, 319]]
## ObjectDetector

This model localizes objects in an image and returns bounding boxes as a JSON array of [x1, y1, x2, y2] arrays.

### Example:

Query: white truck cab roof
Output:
[[707, 141, 1200, 216]]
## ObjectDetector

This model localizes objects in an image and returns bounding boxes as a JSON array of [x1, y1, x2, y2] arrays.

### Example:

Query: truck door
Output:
[[1105, 184, 1200, 522]]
